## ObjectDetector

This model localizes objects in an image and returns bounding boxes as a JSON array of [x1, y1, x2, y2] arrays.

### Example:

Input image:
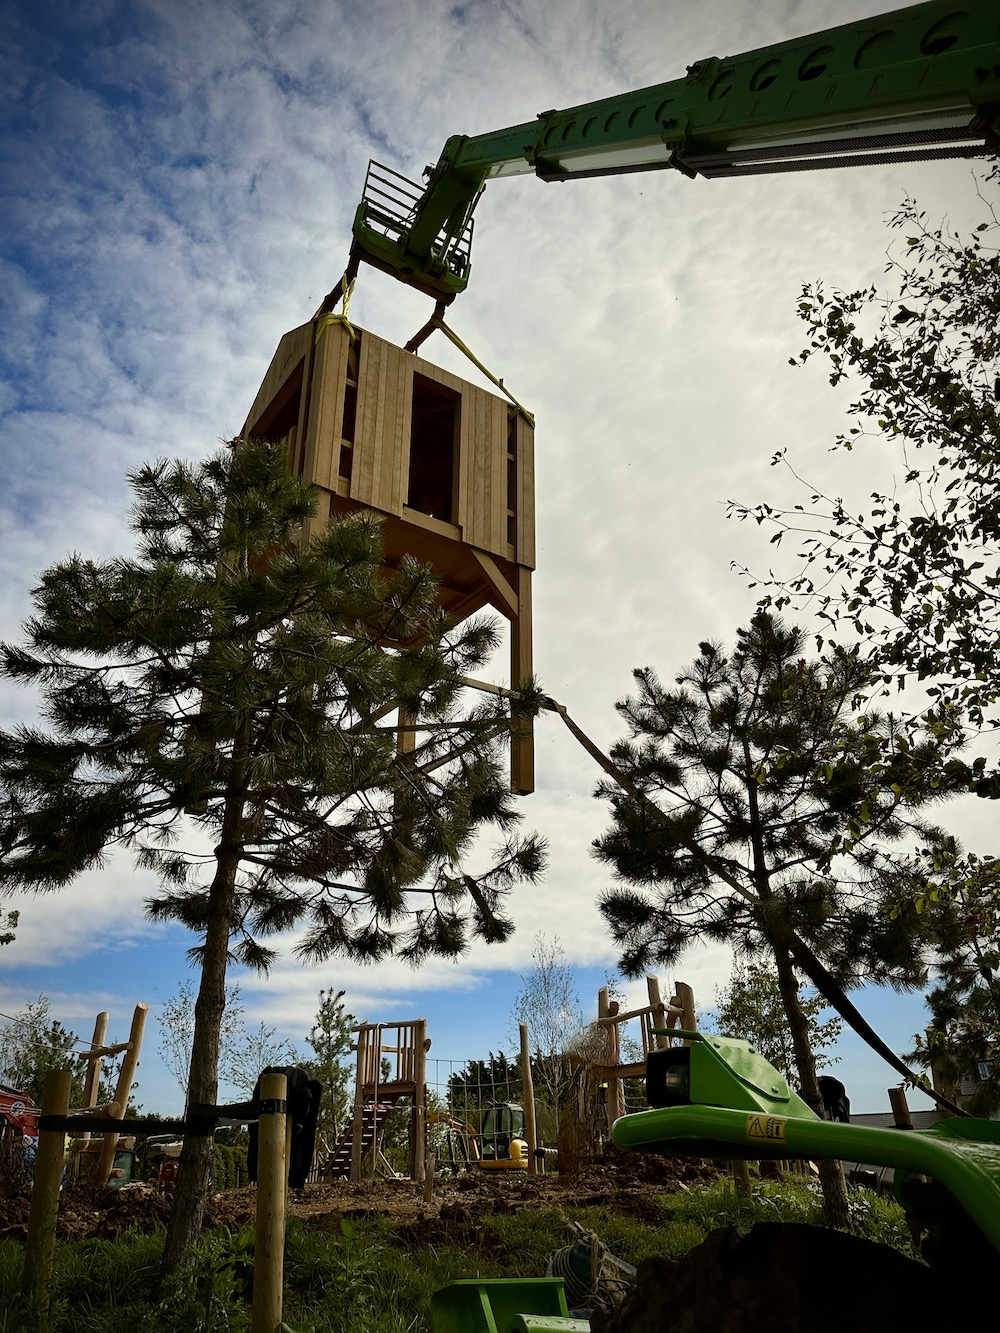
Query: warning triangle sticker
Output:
[[745, 1113, 787, 1142]]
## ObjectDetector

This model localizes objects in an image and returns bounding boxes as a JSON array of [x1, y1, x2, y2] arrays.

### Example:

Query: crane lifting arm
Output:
[[347, 0, 1000, 303]]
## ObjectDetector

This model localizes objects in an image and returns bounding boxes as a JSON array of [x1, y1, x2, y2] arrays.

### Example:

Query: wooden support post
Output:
[[889, 1086, 914, 1129], [96, 1003, 148, 1187], [350, 1027, 367, 1183], [78, 1011, 108, 1151], [251, 1072, 289, 1333], [598, 987, 625, 1132], [413, 1020, 428, 1184], [424, 1153, 435, 1204], [397, 707, 417, 756], [510, 566, 534, 796], [675, 981, 697, 1040], [23, 1068, 72, 1330], [519, 1021, 538, 1175], [731, 1159, 752, 1195], [646, 976, 668, 1049]]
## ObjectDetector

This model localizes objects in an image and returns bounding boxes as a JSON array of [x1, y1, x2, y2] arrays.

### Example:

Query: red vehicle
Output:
[[0, 1083, 38, 1142]]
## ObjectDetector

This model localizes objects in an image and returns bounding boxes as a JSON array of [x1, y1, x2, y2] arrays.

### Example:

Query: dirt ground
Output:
[[0, 1147, 716, 1244]]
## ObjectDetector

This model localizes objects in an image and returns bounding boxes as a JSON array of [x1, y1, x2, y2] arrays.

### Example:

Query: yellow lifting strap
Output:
[[431, 318, 535, 426], [314, 273, 357, 343]]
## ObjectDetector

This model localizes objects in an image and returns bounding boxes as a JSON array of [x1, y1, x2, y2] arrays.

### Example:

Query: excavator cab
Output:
[[479, 1103, 528, 1170]]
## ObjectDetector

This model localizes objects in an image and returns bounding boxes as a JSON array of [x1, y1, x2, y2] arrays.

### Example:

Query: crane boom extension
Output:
[[350, 0, 1000, 302]]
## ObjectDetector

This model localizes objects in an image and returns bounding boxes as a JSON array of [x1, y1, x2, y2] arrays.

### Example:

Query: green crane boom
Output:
[[348, 0, 1000, 302]]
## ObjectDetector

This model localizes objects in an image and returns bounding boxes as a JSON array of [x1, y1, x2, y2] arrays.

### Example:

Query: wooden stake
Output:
[[519, 1021, 538, 1175], [424, 1152, 435, 1203], [77, 1012, 108, 1152], [889, 1086, 914, 1129], [96, 1003, 148, 1187], [252, 1071, 289, 1333], [413, 1020, 428, 1185], [23, 1068, 71, 1330]]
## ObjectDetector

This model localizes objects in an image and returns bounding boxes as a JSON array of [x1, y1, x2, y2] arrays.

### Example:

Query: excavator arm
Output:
[[349, 0, 1000, 302]]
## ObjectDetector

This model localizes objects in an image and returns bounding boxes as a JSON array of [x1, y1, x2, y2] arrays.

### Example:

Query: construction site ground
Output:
[[0, 1152, 988, 1331], [0, 1148, 711, 1243]]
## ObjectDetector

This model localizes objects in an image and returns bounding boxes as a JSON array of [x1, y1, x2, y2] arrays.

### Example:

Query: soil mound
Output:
[[593, 1222, 985, 1333]]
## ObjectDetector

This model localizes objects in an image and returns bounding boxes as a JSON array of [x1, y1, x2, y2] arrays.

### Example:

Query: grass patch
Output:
[[660, 1176, 914, 1257], [0, 1177, 915, 1331]]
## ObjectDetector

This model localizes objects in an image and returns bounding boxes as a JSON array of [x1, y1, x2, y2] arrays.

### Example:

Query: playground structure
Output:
[[242, 318, 536, 794], [68, 1003, 148, 1187], [0, 1003, 147, 1190], [591, 978, 697, 1132], [317, 1019, 431, 1183], [315, 978, 695, 1182]]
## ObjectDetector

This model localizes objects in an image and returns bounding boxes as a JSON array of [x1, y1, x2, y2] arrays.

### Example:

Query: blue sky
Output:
[[1, 0, 995, 1119]]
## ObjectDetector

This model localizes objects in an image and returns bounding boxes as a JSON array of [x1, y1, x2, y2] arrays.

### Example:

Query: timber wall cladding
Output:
[[243, 318, 535, 570], [242, 317, 536, 794]]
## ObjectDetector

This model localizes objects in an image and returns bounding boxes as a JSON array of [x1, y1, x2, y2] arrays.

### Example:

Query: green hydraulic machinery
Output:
[[344, 0, 1000, 304], [611, 1031, 1000, 1261], [429, 1035, 1000, 1333]]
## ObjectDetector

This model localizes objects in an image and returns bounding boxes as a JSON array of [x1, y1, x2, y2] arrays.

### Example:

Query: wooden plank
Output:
[[308, 322, 348, 491], [489, 395, 505, 554], [375, 341, 404, 515], [516, 413, 536, 569], [374, 336, 392, 511], [510, 565, 533, 795], [393, 353, 412, 515], [470, 549, 518, 618], [456, 377, 471, 536], [353, 335, 381, 506], [411, 354, 463, 394], [468, 386, 488, 551]]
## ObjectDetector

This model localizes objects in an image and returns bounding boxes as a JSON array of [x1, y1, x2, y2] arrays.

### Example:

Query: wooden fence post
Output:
[[413, 1020, 428, 1185], [519, 1021, 538, 1175], [889, 1086, 914, 1129], [252, 1071, 289, 1333], [23, 1068, 72, 1330]]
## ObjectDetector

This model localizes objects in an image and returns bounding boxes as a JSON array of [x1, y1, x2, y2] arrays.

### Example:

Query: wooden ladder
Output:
[[318, 1093, 406, 1181]]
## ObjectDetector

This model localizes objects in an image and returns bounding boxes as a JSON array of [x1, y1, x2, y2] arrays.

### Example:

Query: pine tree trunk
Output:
[[160, 846, 240, 1274], [771, 938, 851, 1230]]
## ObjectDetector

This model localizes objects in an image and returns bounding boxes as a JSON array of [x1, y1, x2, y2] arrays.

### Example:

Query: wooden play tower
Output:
[[317, 1019, 429, 1184], [242, 315, 536, 793]]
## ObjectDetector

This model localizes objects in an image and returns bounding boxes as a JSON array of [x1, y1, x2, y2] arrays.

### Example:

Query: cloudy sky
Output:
[[1, 0, 995, 1118]]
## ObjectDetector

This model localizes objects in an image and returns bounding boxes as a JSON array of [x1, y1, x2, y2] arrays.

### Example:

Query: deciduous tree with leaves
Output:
[[0, 438, 545, 1268], [510, 934, 583, 1122], [889, 838, 1000, 1116], [734, 173, 1000, 734], [158, 979, 247, 1106], [594, 611, 959, 1225], [0, 995, 84, 1106], [708, 959, 842, 1086]]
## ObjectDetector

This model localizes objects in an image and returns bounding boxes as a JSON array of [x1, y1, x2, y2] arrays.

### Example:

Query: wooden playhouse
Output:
[[242, 314, 536, 792]]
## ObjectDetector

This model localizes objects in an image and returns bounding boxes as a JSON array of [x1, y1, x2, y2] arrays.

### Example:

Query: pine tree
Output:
[[0, 438, 545, 1267], [301, 988, 356, 1146], [594, 611, 958, 1226]]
